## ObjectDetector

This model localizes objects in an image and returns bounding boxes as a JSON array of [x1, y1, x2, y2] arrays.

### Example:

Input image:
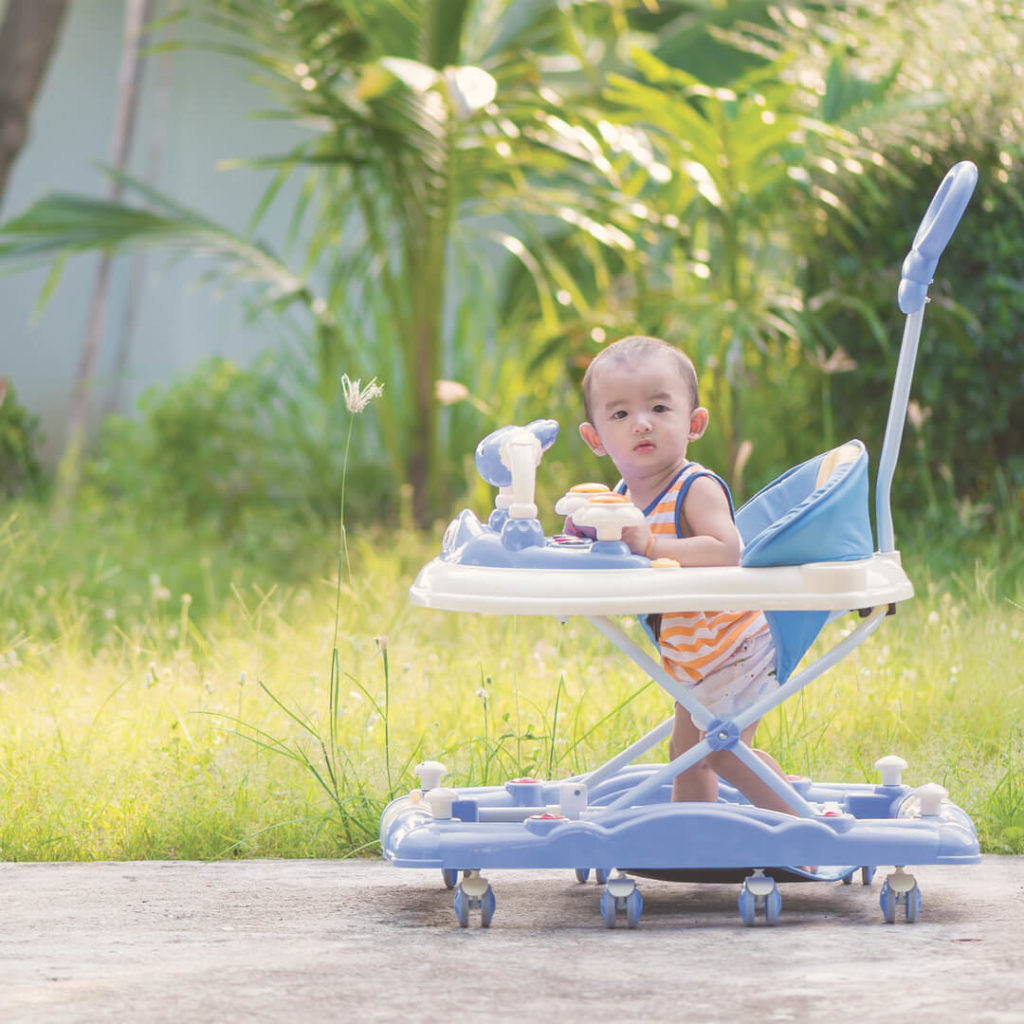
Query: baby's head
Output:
[[581, 335, 699, 422]]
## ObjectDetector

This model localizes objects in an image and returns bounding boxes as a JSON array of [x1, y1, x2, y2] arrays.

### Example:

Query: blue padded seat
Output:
[[735, 441, 873, 682]]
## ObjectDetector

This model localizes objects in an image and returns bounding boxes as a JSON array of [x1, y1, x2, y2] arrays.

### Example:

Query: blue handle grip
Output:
[[898, 160, 978, 314]]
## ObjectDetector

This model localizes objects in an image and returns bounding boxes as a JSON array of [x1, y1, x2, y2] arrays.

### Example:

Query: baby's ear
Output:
[[579, 422, 606, 455], [688, 407, 710, 441]]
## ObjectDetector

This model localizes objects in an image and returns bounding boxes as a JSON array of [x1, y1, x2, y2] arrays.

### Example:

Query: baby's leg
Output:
[[669, 703, 718, 802], [753, 746, 787, 780], [707, 722, 799, 815]]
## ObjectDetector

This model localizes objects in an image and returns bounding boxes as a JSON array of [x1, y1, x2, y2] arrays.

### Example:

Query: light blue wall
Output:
[[1, 0, 308, 462]]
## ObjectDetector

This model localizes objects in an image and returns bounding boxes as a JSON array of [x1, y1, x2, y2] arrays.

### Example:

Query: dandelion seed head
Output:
[[341, 374, 384, 413]]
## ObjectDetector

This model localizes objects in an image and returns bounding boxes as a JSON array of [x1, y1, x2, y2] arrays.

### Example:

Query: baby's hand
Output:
[[621, 521, 651, 556], [563, 515, 597, 540]]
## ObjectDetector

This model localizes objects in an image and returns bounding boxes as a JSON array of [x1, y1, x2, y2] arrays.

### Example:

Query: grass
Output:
[[0, 500, 1022, 861]]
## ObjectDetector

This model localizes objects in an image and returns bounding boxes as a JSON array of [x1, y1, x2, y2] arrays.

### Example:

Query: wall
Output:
[[0, 0, 307, 462]]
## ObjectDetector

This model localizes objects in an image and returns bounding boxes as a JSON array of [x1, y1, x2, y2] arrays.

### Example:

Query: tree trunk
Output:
[[0, 0, 70, 208], [104, 0, 180, 418], [56, 0, 156, 505]]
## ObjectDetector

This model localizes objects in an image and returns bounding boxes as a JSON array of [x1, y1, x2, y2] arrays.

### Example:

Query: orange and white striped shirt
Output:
[[623, 463, 769, 683]]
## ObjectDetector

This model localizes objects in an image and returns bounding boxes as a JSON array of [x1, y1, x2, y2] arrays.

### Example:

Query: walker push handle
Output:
[[897, 160, 978, 314], [876, 161, 978, 553]]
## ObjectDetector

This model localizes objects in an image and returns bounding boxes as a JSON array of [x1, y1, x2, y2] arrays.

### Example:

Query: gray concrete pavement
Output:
[[2, 857, 1023, 1022]]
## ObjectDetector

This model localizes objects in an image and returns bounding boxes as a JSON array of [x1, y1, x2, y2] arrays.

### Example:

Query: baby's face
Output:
[[583, 349, 701, 481]]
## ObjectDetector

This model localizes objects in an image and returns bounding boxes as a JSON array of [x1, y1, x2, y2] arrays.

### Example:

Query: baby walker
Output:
[[381, 162, 982, 928]]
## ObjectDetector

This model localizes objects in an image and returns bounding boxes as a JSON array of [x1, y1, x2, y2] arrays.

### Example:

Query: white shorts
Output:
[[679, 630, 778, 721]]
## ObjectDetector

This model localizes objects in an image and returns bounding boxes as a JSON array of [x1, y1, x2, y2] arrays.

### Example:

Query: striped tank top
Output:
[[624, 463, 769, 683]]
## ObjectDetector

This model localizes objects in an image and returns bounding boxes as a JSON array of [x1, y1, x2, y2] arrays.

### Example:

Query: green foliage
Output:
[[84, 352, 391, 573], [1, 506, 1021, 860], [0, 379, 44, 499], [1, 0, 650, 526], [1, 0, 1020, 535], [800, 153, 1023, 517]]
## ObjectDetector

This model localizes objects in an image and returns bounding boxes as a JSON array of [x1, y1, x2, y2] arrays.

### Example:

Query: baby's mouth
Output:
[[634, 439, 655, 452]]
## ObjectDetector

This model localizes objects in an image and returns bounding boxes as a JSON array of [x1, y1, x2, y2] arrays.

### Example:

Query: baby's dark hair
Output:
[[582, 335, 700, 421]]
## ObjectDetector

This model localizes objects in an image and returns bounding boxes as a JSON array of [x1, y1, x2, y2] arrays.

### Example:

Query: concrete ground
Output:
[[2, 856, 1022, 1023]]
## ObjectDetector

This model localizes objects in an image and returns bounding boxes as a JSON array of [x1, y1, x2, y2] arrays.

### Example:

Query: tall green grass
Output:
[[1, 502, 1021, 860]]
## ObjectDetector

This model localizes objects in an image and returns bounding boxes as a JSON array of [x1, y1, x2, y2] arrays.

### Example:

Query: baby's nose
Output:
[[634, 413, 653, 432]]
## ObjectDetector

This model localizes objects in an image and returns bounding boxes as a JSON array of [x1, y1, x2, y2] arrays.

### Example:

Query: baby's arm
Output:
[[621, 476, 741, 566]]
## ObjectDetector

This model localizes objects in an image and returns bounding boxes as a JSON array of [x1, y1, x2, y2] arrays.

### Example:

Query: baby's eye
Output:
[[652, 403, 670, 413], [610, 409, 628, 420]]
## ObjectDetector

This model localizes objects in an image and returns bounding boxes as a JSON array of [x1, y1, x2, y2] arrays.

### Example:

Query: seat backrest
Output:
[[735, 441, 874, 682], [736, 440, 872, 567]]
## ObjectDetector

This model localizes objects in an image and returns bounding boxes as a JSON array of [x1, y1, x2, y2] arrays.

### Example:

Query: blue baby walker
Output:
[[381, 162, 981, 928]]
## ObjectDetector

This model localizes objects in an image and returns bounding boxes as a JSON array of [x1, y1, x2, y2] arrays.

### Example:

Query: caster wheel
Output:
[[842, 872, 853, 886], [595, 868, 610, 885], [862, 866, 876, 886], [739, 871, 780, 926], [454, 873, 495, 929], [574, 868, 590, 884], [600, 875, 639, 929], [880, 869, 919, 924], [442, 868, 459, 890]]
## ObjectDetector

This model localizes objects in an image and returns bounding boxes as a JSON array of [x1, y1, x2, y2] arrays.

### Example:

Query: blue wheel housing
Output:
[[626, 889, 643, 929], [455, 889, 470, 928], [600, 889, 616, 928], [906, 885, 921, 923], [574, 868, 590, 884], [481, 885, 496, 929], [880, 881, 897, 924], [442, 868, 459, 890], [738, 887, 756, 926], [765, 887, 782, 926]]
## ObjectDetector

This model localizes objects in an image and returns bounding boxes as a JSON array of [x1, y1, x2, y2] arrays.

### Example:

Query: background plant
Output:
[[0, 378, 44, 500], [2, 0, 1019, 527], [1, 0, 656, 526]]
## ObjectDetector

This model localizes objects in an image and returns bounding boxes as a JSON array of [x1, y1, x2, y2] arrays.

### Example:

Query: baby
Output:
[[578, 335, 795, 812]]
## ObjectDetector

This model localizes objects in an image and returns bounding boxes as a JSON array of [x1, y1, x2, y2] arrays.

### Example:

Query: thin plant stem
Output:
[[337, 413, 355, 603], [380, 639, 393, 797]]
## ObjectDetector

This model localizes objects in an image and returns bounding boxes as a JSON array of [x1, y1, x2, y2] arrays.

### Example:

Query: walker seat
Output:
[[383, 162, 981, 929]]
